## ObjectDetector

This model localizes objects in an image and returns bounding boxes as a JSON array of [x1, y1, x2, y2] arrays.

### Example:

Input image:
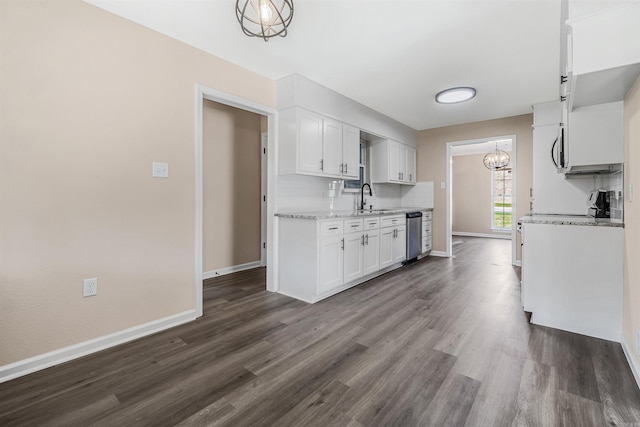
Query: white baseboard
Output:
[[0, 309, 197, 384], [513, 260, 522, 267], [203, 260, 261, 280], [453, 231, 511, 240], [430, 251, 448, 257], [622, 335, 640, 390]]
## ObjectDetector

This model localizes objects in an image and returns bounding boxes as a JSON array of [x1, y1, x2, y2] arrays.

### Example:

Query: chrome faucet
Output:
[[360, 183, 372, 210]]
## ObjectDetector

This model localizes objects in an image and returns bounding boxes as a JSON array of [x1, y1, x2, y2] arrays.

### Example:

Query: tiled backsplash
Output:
[[277, 175, 435, 213]]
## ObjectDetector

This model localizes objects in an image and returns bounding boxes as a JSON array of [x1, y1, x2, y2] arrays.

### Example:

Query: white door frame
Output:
[[195, 84, 278, 317], [445, 135, 518, 265]]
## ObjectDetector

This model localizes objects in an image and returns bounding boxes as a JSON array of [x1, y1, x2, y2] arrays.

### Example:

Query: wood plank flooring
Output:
[[2, 237, 640, 426]]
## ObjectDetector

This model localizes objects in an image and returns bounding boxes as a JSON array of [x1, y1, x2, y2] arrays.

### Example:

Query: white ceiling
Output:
[[84, 0, 562, 130]]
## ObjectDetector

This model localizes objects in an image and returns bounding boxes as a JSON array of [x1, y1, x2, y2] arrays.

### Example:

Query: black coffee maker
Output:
[[588, 190, 610, 218]]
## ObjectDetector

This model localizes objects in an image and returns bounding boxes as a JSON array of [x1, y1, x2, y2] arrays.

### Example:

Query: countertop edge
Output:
[[518, 213, 624, 228], [276, 207, 433, 220]]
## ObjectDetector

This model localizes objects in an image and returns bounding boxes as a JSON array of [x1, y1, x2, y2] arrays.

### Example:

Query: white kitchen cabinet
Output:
[[565, 101, 623, 171], [343, 219, 364, 283], [520, 222, 623, 341], [278, 214, 406, 303], [379, 215, 406, 269], [370, 139, 416, 185], [421, 210, 432, 254], [565, 2, 640, 109], [279, 107, 360, 179], [319, 234, 344, 293], [362, 229, 380, 276]]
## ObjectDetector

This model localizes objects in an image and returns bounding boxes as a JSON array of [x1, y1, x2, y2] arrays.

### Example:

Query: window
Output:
[[491, 168, 512, 231], [343, 139, 367, 191]]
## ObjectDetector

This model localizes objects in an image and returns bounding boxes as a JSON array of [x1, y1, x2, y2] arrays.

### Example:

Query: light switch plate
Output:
[[152, 162, 169, 178], [440, 181, 446, 189]]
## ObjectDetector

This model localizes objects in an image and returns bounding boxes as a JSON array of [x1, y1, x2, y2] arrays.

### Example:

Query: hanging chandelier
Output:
[[236, 0, 294, 42], [483, 142, 510, 170]]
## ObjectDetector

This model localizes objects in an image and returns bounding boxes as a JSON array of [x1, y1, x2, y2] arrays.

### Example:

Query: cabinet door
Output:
[[322, 118, 343, 176], [388, 142, 401, 182], [393, 225, 407, 263], [342, 125, 360, 179], [396, 144, 407, 182], [363, 230, 380, 276], [406, 146, 416, 183], [343, 232, 363, 283], [319, 235, 344, 293], [379, 227, 395, 269], [297, 111, 324, 174]]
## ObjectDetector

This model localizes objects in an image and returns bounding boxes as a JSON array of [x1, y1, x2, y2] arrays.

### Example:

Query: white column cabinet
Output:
[[392, 225, 407, 264], [362, 229, 380, 276], [279, 107, 360, 179], [343, 232, 364, 283]]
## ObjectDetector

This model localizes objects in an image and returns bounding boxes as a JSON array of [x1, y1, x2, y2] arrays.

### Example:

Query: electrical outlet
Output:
[[152, 162, 169, 178], [83, 278, 97, 297]]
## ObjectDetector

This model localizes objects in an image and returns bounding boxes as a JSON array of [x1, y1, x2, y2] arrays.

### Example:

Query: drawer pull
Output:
[[329, 227, 338, 230], [351, 224, 359, 228]]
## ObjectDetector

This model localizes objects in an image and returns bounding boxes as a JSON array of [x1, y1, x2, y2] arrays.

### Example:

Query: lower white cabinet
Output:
[[379, 215, 406, 269], [318, 235, 344, 293], [278, 215, 405, 303], [521, 222, 622, 341], [421, 210, 432, 254]]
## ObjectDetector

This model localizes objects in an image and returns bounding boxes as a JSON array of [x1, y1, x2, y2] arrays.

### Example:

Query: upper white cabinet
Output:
[[370, 139, 417, 185], [279, 108, 360, 179], [565, 101, 624, 172], [565, 2, 640, 109]]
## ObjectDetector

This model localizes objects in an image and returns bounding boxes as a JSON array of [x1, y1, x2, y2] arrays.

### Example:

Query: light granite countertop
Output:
[[276, 207, 433, 220], [518, 213, 624, 227]]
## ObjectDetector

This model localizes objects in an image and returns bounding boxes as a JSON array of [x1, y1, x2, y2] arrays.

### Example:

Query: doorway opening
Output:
[[194, 85, 277, 317], [446, 135, 518, 265]]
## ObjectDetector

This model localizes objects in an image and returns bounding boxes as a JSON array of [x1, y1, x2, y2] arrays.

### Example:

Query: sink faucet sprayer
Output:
[[360, 183, 372, 210]]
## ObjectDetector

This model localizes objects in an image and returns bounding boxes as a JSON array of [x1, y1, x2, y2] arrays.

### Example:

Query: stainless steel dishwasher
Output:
[[406, 211, 423, 263]]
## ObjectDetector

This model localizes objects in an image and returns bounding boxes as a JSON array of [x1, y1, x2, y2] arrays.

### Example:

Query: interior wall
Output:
[[417, 114, 533, 260], [0, 0, 275, 366], [203, 101, 262, 272], [453, 153, 511, 236], [623, 76, 640, 370]]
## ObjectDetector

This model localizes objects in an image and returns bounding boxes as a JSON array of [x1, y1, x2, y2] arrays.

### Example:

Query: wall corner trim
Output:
[[622, 334, 640, 391], [0, 310, 197, 384]]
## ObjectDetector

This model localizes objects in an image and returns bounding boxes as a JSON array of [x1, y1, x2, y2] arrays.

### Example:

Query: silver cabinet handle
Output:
[[345, 163, 348, 174], [329, 227, 338, 230], [351, 224, 359, 228], [341, 238, 344, 250], [340, 163, 344, 174], [320, 159, 324, 171], [361, 234, 365, 246], [365, 234, 369, 245]]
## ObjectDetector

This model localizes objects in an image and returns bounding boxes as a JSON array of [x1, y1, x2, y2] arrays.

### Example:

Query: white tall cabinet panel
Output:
[[379, 227, 395, 270], [343, 232, 363, 283], [392, 225, 407, 264]]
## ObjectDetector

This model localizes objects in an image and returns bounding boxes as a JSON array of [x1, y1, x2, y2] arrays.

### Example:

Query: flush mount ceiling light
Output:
[[483, 142, 511, 170], [236, 0, 294, 42], [435, 87, 476, 104]]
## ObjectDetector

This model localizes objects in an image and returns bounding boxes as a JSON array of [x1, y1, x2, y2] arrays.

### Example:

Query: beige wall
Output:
[[623, 77, 640, 369], [0, 0, 275, 365], [203, 101, 262, 272], [453, 153, 512, 236], [417, 114, 533, 260]]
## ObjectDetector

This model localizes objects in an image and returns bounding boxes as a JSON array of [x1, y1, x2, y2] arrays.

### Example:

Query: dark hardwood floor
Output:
[[2, 237, 640, 426]]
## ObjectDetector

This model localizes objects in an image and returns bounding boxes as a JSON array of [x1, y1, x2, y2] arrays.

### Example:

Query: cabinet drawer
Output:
[[364, 217, 380, 230], [422, 221, 432, 235], [381, 215, 405, 228], [320, 220, 344, 237], [344, 218, 364, 233], [422, 211, 432, 221]]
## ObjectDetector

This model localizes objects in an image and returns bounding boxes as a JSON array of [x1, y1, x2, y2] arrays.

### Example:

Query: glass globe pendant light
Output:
[[483, 142, 510, 170], [236, 0, 294, 42]]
